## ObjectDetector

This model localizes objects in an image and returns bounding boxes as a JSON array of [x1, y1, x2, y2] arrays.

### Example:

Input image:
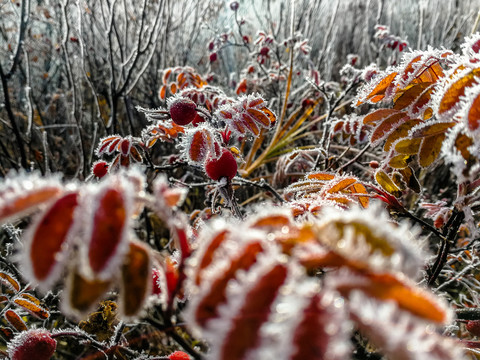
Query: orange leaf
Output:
[[400, 55, 422, 83], [162, 69, 172, 84], [13, 298, 49, 320], [439, 68, 480, 114], [338, 272, 449, 324], [363, 109, 402, 124], [306, 173, 335, 181], [251, 214, 291, 229], [357, 72, 398, 105], [467, 92, 480, 130], [0, 272, 20, 292], [384, 119, 423, 152], [393, 83, 432, 110], [418, 134, 446, 167], [4, 310, 27, 332], [411, 85, 435, 115], [20, 293, 42, 305], [349, 183, 370, 208], [159, 85, 167, 100], [327, 178, 357, 194], [0, 185, 63, 224], [247, 108, 271, 127], [410, 122, 456, 138], [370, 113, 409, 145]]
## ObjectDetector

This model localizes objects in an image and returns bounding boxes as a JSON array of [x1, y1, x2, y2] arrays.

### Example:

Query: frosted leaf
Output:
[[347, 291, 464, 360], [314, 204, 427, 278], [245, 276, 352, 360], [151, 175, 188, 222], [178, 124, 221, 166], [0, 171, 64, 225], [214, 93, 276, 137], [19, 191, 81, 291], [78, 174, 135, 280]]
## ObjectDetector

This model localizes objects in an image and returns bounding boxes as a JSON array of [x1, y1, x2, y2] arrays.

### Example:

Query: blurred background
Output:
[[0, 0, 478, 177]]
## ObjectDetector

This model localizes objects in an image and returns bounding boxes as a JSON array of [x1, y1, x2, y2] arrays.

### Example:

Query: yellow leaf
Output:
[[418, 134, 446, 167], [375, 170, 401, 197]]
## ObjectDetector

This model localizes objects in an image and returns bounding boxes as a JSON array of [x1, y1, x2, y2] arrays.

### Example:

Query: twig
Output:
[[336, 143, 370, 173], [427, 208, 465, 286], [5, 0, 29, 79], [233, 177, 284, 203]]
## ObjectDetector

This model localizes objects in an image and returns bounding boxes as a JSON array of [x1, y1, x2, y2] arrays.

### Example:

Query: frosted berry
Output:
[[230, 1, 239, 11], [168, 98, 198, 126], [467, 320, 480, 337], [8, 329, 57, 360], [209, 53, 218, 63], [92, 161, 109, 178], [259, 47, 270, 56], [205, 148, 237, 181], [168, 351, 190, 360]]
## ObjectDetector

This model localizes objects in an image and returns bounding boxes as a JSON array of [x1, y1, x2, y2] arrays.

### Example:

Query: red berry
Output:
[[168, 98, 198, 126], [168, 351, 190, 360], [467, 320, 480, 337], [472, 39, 480, 53], [259, 47, 269, 56], [8, 329, 57, 360], [92, 161, 109, 178], [209, 52, 218, 63], [205, 148, 237, 181]]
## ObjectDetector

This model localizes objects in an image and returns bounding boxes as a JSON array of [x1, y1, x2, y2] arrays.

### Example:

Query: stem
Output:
[[427, 208, 465, 286]]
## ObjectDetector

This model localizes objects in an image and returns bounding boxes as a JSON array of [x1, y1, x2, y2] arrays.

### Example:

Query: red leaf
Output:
[[219, 264, 288, 360], [28, 192, 78, 283], [87, 187, 128, 277], [195, 241, 264, 327], [195, 229, 230, 286]]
